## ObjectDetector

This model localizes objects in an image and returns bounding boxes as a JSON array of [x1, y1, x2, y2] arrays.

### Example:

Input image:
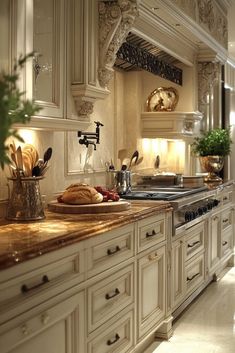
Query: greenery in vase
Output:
[[0, 53, 41, 168], [191, 127, 232, 157]]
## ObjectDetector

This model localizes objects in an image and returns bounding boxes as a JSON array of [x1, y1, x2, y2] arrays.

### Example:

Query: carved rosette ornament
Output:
[[74, 100, 94, 120], [98, 0, 139, 88]]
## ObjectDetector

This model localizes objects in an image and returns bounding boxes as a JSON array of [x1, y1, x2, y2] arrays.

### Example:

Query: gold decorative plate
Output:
[[146, 87, 179, 112]]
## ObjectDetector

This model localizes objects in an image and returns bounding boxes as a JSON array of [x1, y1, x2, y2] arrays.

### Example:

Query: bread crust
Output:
[[61, 183, 103, 204]]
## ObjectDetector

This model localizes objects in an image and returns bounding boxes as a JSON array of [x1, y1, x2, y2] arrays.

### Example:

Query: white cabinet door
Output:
[[0, 291, 85, 353], [172, 236, 185, 310], [208, 213, 221, 272], [137, 245, 166, 340], [33, 0, 65, 118]]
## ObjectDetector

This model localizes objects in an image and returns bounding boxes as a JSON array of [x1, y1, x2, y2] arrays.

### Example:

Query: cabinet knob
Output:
[[21, 324, 28, 335], [41, 312, 50, 325], [148, 252, 158, 261]]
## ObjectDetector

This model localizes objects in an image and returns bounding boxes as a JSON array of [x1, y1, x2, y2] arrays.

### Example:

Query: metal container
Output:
[[7, 177, 45, 221], [115, 170, 132, 195]]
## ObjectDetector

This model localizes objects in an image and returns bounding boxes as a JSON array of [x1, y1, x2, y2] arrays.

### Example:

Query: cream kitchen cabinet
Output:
[[208, 186, 234, 277], [0, 290, 85, 353], [171, 235, 185, 310], [208, 211, 221, 274], [172, 220, 206, 313], [137, 245, 166, 340]]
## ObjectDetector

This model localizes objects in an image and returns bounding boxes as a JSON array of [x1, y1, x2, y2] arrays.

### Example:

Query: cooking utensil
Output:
[[118, 149, 127, 167], [129, 150, 139, 169], [135, 156, 143, 166], [154, 155, 160, 169], [43, 147, 53, 166]]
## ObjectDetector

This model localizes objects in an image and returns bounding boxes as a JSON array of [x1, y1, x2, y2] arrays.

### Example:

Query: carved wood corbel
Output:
[[98, 0, 139, 88]]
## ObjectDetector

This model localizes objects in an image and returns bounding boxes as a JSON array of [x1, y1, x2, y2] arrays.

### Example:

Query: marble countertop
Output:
[[0, 201, 171, 271]]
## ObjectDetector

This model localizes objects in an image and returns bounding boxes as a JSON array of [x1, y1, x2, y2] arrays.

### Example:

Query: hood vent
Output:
[[115, 33, 182, 85]]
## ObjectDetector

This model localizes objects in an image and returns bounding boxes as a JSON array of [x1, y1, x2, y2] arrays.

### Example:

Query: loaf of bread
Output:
[[61, 183, 103, 205]]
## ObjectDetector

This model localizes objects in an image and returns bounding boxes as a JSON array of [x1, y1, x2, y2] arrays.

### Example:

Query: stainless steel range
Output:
[[122, 185, 220, 234]]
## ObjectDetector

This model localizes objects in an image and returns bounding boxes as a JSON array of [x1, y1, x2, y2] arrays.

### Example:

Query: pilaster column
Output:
[[198, 61, 222, 131]]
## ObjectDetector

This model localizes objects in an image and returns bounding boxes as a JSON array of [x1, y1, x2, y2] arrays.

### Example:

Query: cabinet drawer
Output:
[[88, 264, 134, 333], [86, 224, 134, 278], [222, 191, 233, 205], [221, 231, 233, 258], [137, 214, 166, 253], [186, 253, 204, 296], [87, 310, 134, 353], [0, 244, 84, 319], [221, 209, 233, 231], [0, 291, 85, 353], [185, 222, 205, 261]]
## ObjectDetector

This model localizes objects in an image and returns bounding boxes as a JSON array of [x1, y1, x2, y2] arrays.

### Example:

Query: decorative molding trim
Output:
[[198, 61, 221, 130], [141, 0, 228, 63], [171, 0, 228, 48], [198, 62, 220, 105], [116, 41, 182, 85], [13, 116, 90, 131], [98, 0, 139, 88], [141, 111, 202, 139], [133, 4, 197, 66], [70, 0, 111, 119]]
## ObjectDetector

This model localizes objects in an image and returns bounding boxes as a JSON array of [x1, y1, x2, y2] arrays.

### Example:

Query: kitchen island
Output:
[[0, 201, 173, 353]]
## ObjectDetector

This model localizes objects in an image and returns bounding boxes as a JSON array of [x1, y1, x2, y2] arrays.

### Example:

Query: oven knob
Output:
[[198, 207, 203, 216], [213, 199, 220, 207], [202, 206, 208, 213], [185, 211, 191, 222], [207, 201, 213, 210]]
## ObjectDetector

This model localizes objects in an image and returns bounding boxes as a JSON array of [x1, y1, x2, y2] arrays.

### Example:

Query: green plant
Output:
[[0, 53, 41, 168], [191, 127, 232, 157]]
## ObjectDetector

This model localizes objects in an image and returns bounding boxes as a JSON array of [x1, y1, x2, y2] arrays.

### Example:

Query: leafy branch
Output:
[[191, 127, 232, 157], [0, 53, 41, 168]]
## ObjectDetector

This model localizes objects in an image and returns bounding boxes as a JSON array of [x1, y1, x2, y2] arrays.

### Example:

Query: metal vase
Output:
[[199, 156, 224, 182], [7, 177, 45, 221]]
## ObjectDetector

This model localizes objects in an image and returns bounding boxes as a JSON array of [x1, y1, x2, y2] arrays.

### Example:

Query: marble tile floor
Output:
[[146, 267, 235, 353]]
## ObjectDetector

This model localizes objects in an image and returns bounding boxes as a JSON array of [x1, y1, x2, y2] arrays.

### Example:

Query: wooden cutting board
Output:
[[47, 200, 131, 214]]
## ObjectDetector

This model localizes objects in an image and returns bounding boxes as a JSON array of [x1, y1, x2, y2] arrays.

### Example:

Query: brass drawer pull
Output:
[[107, 333, 120, 346], [187, 273, 199, 282], [148, 252, 158, 261], [107, 246, 120, 256], [222, 241, 228, 246], [146, 230, 156, 238], [21, 275, 49, 293], [187, 240, 200, 248], [105, 288, 120, 300]]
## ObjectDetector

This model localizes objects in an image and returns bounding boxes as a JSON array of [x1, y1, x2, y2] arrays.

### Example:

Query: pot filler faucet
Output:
[[77, 121, 104, 150]]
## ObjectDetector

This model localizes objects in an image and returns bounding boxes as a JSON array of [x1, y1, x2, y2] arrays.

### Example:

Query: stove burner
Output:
[[122, 191, 180, 201]]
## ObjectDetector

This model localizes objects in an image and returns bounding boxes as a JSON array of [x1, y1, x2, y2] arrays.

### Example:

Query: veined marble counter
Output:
[[0, 201, 171, 271]]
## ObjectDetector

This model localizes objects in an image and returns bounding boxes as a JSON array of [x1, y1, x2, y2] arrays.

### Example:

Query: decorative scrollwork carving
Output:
[[98, 0, 139, 88], [198, 62, 220, 105], [73, 99, 94, 119]]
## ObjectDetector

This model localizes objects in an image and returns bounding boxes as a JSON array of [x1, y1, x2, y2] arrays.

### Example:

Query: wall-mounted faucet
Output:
[[77, 121, 104, 150]]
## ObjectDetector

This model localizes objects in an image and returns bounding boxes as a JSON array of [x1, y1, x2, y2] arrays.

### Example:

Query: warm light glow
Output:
[[18, 129, 37, 144], [230, 111, 235, 125], [159, 139, 168, 154], [151, 139, 160, 153], [142, 138, 151, 152]]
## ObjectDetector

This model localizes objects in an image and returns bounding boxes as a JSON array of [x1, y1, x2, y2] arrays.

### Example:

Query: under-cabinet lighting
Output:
[[18, 129, 37, 144]]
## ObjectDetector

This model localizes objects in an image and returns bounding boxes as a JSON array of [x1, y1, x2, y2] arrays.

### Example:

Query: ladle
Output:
[[129, 150, 139, 170]]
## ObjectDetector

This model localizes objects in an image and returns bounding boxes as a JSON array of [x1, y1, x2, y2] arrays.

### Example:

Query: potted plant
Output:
[[0, 53, 41, 168], [191, 127, 232, 182]]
